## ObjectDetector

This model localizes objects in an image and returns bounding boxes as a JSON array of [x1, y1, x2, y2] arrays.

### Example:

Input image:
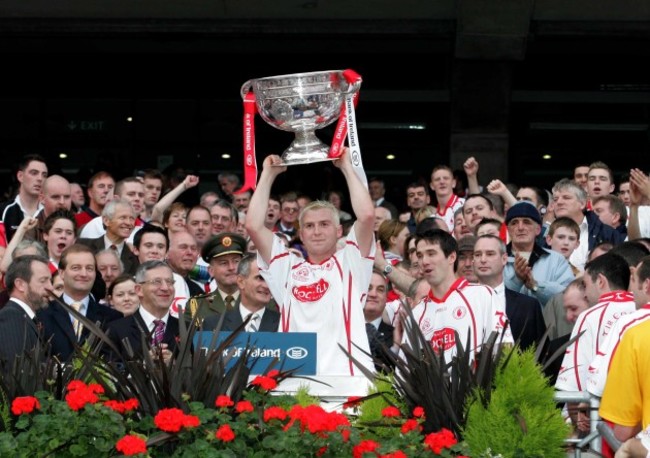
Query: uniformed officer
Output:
[[186, 232, 246, 321]]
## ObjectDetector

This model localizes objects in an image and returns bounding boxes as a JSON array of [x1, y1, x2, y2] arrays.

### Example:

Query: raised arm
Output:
[[464, 156, 481, 195], [628, 168, 650, 240], [0, 216, 38, 275], [245, 155, 286, 264], [150, 175, 199, 223], [333, 148, 374, 257], [486, 179, 517, 208]]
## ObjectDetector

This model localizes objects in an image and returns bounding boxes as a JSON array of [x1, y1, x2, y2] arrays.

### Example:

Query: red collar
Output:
[[598, 290, 634, 303], [437, 193, 460, 215], [427, 277, 468, 303]]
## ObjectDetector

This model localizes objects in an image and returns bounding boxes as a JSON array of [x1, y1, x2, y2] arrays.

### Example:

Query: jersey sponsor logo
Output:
[[292, 278, 330, 302], [453, 306, 466, 320], [431, 327, 456, 352]]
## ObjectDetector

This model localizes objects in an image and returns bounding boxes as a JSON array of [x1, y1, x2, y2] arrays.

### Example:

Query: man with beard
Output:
[[0, 255, 52, 372]]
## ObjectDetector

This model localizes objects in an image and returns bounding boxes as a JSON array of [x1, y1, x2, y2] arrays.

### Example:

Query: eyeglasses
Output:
[[283, 207, 299, 214], [139, 278, 175, 287]]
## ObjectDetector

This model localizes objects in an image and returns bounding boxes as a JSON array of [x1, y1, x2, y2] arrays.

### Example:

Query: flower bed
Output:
[[1, 377, 469, 457]]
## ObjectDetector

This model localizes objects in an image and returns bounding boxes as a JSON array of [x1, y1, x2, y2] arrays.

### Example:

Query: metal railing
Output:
[[554, 391, 604, 457]]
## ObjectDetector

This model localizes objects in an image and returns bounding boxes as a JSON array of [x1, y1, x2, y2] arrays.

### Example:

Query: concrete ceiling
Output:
[[1, 0, 649, 192]]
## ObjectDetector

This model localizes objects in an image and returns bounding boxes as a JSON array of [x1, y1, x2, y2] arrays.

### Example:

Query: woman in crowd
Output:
[[377, 219, 409, 263], [106, 273, 138, 316]]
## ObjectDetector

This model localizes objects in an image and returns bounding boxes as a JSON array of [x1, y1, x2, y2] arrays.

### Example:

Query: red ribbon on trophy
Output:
[[328, 69, 361, 159], [237, 92, 258, 193], [239, 69, 365, 191]]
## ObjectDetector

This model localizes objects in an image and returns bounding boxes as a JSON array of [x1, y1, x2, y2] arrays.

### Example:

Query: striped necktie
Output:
[[152, 319, 165, 345], [70, 301, 83, 339], [247, 313, 260, 333]]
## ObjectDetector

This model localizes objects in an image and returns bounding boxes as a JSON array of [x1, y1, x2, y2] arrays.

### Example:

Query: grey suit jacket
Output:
[[0, 301, 41, 371]]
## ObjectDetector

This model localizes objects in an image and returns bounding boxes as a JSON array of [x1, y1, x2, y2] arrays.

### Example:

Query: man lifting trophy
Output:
[[239, 69, 366, 192]]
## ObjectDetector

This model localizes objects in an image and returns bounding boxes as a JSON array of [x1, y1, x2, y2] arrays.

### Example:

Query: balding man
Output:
[[374, 206, 392, 233], [28, 175, 72, 242], [166, 230, 202, 299]]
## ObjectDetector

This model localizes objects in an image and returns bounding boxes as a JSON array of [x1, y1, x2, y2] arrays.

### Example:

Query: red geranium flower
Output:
[[154, 408, 191, 433], [65, 385, 100, 411], [424, 428, 457, 454], [182, 414, 200, 428], [123, 398, 139, 411], [263, 406, 288, 422], [401, 419, 420, 434], [381, 451, 407, 458], [381, 406, 401, 418], [215, 424, 235, 442], [267, 369, 280, 378], [412, 406, 425, 418], [66, 380, 87, 392], [235, 400, 254, 413], [215, 395, 234, 408], [11, 396, 40, 415], [353, 439, 380, 458], [251, 375, 277, 391], [343, 396, 362, 409], [115, 434, 147, 456], [87, 383, 104, 394]]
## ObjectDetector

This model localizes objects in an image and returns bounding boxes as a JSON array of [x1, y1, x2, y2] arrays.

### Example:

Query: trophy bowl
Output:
[[241, 70, 361, 166]]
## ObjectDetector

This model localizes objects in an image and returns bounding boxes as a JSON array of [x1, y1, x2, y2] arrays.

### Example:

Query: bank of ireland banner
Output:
[[194, 331, 317, 375]]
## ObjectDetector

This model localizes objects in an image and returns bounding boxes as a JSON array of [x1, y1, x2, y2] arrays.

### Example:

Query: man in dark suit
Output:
[[473, 235, 546, 350], [187, 232, 247, 321], [363, 270, 395, 372], [369, 178, 399, 220], [0, 255, 52, 372], [107, 260, 179, 363], [78, 198, 140, 275], [38, 244, 123, 362], [204, 253, 279, 332]]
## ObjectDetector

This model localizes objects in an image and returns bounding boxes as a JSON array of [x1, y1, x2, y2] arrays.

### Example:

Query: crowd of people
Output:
[[0, 150, 649, 456]]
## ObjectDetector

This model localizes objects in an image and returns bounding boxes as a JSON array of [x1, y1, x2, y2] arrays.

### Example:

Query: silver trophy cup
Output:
[[241, 70, 361, 166]]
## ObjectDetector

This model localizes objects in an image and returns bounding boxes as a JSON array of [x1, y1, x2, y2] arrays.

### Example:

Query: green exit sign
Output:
[[67, 120, 106, 131]]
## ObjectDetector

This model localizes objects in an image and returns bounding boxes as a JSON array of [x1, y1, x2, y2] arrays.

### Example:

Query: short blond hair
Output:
[[299, 200, 340, 227]]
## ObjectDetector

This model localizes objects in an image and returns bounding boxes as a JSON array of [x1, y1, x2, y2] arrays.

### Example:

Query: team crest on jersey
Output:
[[292, 266, 311, 282], [420, 318, 432, 334], [431, 328, 456, 353], [452, 306, 466, 320], [292, 278, 330, 302]]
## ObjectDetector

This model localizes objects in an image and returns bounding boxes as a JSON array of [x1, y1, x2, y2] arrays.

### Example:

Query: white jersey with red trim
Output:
[[436, 194, 465, 232], [586, 304, 650, 397], [407, 277, 512, 363], [258, 227, 375, 376], [169, 272, 190, 318], [555, 290, 636, 392], [384, 299, 404, 327]]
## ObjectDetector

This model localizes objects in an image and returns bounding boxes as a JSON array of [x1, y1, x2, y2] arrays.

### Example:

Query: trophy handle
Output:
[[345, 79, 362, 95], [240, 80, 254, 100]]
